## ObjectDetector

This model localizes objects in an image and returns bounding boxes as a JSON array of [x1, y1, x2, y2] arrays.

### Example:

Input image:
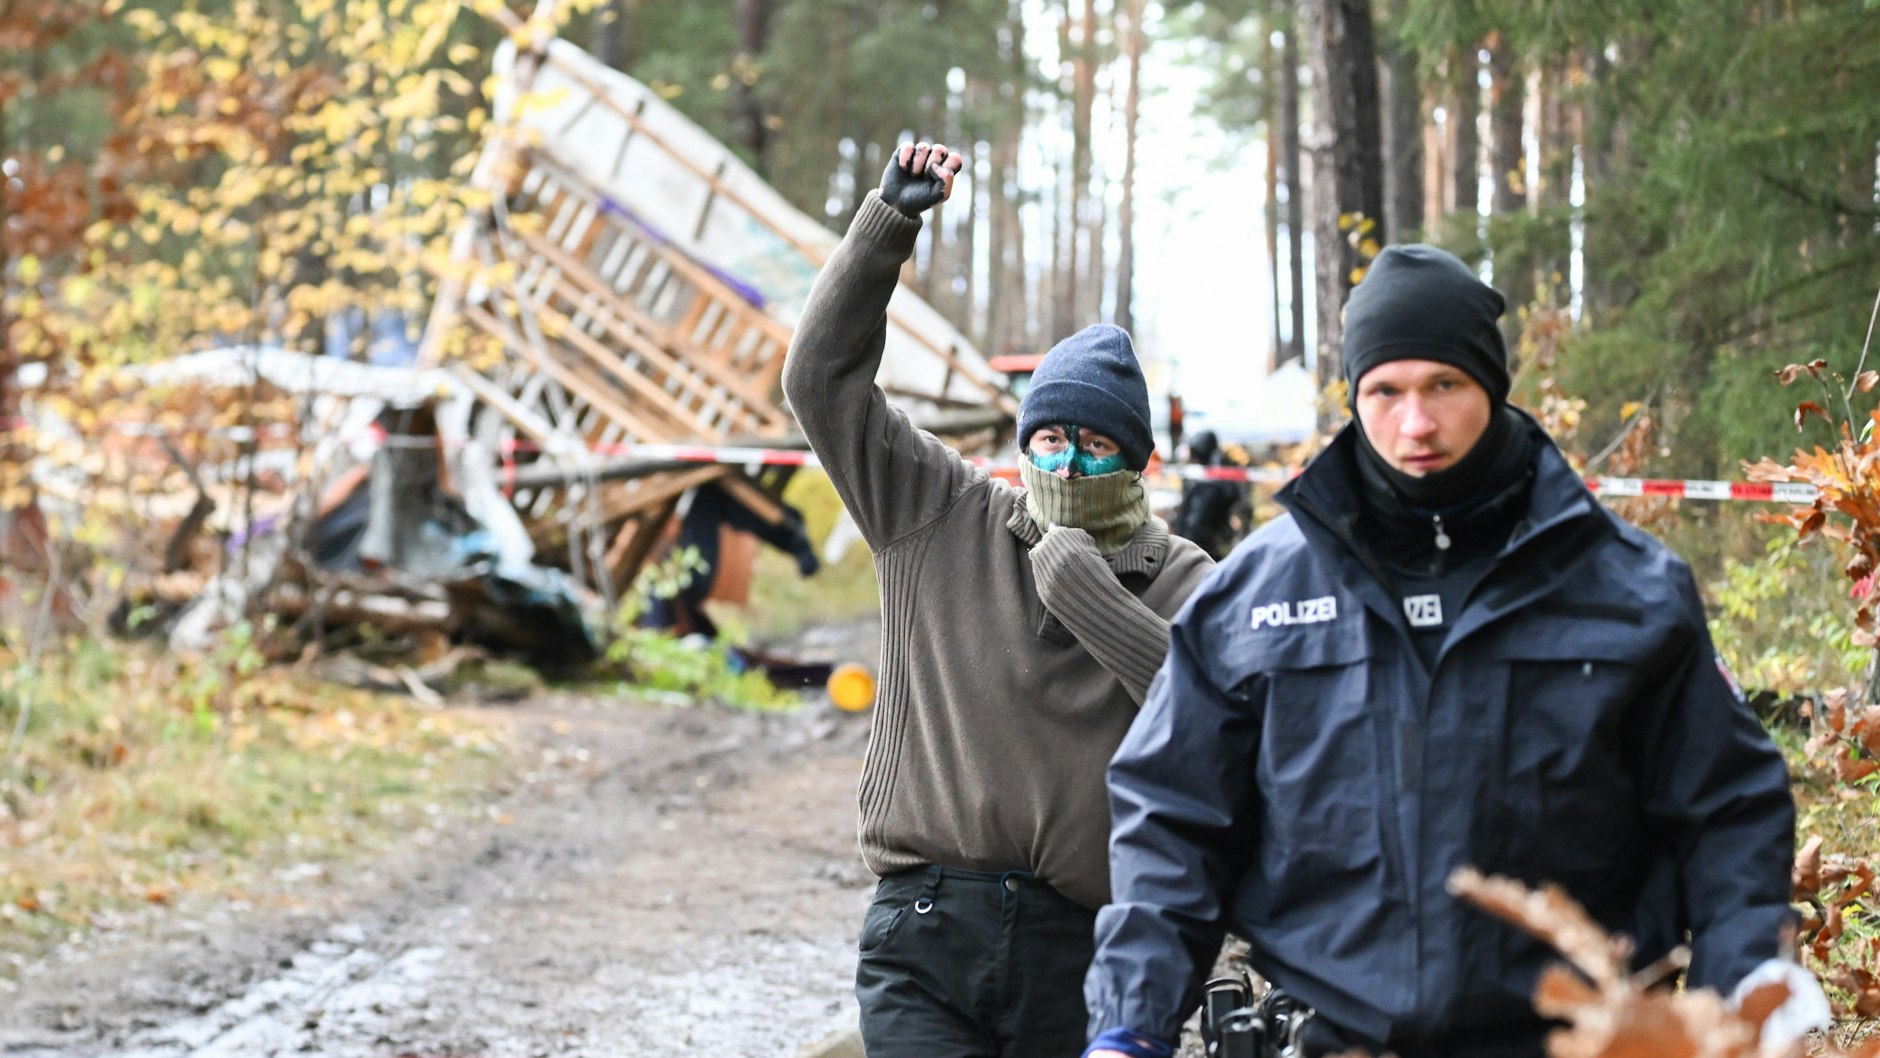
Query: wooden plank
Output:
[[444, 364, 565, 449], [693, 159, 728, 242], [462, 301, 685, 444], [513, 225, 786, 430], [604, 503, 673, 592], [586, 464, 724, 530], [525, 152, 796, 349], [716, 474, 786, 526], [524, 276, 735, 441], [513, 101, 1010, 406]]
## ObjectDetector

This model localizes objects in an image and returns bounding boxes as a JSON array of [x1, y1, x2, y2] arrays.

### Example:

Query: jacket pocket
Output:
[[1245, 620, 1387, 892], [1489, 618, 1648, 883]]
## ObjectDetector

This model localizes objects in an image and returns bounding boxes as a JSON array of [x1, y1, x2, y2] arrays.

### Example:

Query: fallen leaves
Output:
[[1448, 868, 1831, 1058]]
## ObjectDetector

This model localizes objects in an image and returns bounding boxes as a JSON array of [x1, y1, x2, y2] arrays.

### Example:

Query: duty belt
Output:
[[1200, 971, 1317, 1058]]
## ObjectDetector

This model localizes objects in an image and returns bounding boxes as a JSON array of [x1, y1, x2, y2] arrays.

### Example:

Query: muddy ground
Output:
[[0, 628, 881, 1058]]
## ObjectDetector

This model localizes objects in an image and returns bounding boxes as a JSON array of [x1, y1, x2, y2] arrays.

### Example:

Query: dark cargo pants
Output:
[[855, 866, 1097, 1058]]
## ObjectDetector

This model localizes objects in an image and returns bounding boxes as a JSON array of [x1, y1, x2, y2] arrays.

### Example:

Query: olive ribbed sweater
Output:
[[781, 193, 1215, 909]]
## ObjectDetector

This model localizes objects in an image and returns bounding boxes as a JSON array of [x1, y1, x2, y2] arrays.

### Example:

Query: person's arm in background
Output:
[[780, 142, 977, 553]]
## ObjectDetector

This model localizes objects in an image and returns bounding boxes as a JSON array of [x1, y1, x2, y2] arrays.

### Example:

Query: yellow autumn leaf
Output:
[[61, 275, 95, 309], [205, 57, 241, 85]]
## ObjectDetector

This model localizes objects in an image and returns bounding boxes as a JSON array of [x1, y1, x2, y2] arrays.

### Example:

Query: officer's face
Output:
[[1353, 360, 1493, 477]]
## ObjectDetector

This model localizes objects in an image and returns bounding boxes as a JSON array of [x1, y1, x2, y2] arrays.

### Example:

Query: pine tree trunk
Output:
[[1265, 28, 1284, 372], [1301, 0, 1385, 404], [1488, 36, 1525, 218], [957, 97, 979, 335], [1280, 14, 1306, 366], [1059, 0, 1097, 336], [1450, 49, 1480, 224], [1010, 142, 1032, 351], [987, 127, 1012, 354], [1420, 78, 1446, 236], [1379, 31, 1424, 242], [590, 0, 632, 71], [1487, 35, 1529, 339], [729, 0, 773, 176], [1534, 56, 1573, 301], [1115, 0, 1143, 335]]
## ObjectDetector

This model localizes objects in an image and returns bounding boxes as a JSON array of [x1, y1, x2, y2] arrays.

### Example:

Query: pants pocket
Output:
[[859, 885, 922, 954]]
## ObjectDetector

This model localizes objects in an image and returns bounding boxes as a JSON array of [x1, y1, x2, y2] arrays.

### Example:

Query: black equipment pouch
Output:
[[1200, 973, 1262, 1058]]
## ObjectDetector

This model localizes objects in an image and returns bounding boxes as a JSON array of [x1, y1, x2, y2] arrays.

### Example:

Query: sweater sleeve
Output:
[[1029, 526, 1174, 705], [780, 192, 982, 553]]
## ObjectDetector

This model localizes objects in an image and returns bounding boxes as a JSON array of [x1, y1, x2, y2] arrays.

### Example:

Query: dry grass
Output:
[[0, 634, 510, 968]]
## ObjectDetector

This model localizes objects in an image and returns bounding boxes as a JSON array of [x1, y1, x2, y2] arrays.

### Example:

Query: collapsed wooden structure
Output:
[[420, 27, 1014, 602]]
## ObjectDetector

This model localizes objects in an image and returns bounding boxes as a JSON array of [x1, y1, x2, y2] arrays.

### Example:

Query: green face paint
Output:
[[1025, 423, 1128, 478]]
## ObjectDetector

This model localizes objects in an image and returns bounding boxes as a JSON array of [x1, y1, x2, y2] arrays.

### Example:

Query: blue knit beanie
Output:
[[1016, 324, 1154, 471]]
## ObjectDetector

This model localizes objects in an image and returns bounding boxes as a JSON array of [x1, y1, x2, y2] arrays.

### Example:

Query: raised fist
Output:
[[879, 141, 965, 218]]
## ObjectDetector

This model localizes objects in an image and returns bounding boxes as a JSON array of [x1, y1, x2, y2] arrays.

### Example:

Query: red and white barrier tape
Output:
[[19, 418, 1828, 505], [489, 439, 1823, 505]]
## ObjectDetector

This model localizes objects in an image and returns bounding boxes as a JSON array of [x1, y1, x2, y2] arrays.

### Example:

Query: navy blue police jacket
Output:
[[1086, 421, 1796, 1056]]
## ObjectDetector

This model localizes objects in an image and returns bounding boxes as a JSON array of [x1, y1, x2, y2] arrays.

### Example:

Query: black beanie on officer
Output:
[[1016, 324, 1154, 471], [1342, 245, 1509, 404]]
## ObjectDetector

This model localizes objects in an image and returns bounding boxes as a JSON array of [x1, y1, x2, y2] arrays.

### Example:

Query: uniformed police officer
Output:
[[1081, 245, 1826, 1058]]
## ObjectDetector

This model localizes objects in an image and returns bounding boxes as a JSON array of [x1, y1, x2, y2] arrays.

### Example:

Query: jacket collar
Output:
[[1279, 412, 1599, 554], [1005, 489, 1171, 577], [1277, 414, 1613, 652]]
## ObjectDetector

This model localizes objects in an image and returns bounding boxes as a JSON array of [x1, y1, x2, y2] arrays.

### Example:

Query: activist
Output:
[[1082, 244, 1825, 1058], [780, 140, 1214, 1058]]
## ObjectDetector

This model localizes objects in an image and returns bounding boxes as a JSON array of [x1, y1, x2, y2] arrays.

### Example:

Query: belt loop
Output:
[[914, 865, 942, 915]]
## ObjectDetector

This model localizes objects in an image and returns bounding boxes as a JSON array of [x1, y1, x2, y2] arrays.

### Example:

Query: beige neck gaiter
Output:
[[1019, 460, 1151, 555]]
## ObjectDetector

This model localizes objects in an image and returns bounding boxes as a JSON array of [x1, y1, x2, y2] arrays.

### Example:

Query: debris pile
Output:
[[17, 34, 1011, 674]]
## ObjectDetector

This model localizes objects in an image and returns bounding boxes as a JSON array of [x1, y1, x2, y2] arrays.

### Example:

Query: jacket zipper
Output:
[[1428, 513, 1451, 576]]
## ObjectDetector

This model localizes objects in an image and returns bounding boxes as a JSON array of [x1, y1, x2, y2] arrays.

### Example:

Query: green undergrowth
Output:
[[0, 632, 509, 970], [585, 544, 803, 713], [596, 626, 800, 711]]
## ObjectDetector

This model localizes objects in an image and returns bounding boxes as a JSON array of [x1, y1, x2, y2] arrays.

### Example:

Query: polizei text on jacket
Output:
[[1250, 595, 1338, 630]]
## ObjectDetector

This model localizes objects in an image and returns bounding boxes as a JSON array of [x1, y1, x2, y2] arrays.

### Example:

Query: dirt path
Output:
[[0, 686, 876, 1058]]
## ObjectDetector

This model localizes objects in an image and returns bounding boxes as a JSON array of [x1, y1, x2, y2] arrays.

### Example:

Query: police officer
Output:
[[1081, 245, 1825, 1058]]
